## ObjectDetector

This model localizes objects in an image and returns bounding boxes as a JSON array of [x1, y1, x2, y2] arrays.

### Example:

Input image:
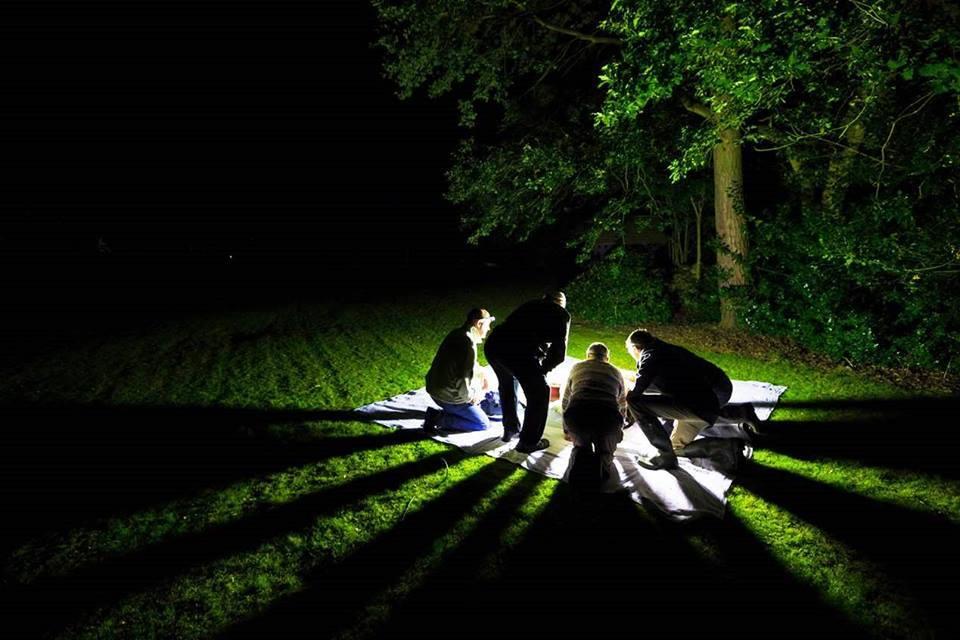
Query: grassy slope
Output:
[[2, 284, 957, 640]]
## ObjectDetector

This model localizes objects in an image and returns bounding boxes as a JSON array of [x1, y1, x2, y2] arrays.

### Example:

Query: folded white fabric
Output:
[[355, 357, 786, 521]]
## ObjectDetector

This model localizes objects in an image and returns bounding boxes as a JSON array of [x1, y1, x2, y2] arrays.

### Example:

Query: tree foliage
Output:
[[372, 0, 960, 370]]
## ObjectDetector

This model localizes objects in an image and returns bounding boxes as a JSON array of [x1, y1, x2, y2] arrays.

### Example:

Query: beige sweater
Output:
[[561, 359, 627, 413]]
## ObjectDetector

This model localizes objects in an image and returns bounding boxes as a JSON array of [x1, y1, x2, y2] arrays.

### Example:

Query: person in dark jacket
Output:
[[484, 291, 570, 454], [624, 328, 757, 470], [422, 308, 496, 433]]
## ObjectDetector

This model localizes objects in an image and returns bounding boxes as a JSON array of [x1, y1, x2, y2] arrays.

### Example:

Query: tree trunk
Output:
[[787, 156, 816, 214], [691, 196, 703, 281], [822, 107, 867, 214], [713, 127, 748, 328]]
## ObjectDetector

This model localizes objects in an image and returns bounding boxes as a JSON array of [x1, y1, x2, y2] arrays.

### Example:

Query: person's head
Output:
[[625, 328, 655, 361], [544, 290, 567, 308], [585, 342, 609, 362], [466, 307, 495, 340]]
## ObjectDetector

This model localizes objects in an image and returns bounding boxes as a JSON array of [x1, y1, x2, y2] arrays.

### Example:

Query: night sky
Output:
[[2, 1, 475, 305]]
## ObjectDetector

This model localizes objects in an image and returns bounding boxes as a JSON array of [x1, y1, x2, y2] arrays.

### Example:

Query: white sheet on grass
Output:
[[356, 357, 786, 521]]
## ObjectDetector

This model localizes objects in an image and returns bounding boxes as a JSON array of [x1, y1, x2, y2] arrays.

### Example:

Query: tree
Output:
[[373, 0, 960, 332]]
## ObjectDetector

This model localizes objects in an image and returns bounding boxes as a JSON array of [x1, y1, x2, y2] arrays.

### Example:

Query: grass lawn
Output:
[[2, 283, 957, 639]]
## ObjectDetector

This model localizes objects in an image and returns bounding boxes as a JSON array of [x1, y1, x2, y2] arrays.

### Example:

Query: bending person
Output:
[[423, 308, 496, 434], [484, 291, 570, 454], [624, 328, 757, 470], [561, 342, 627, 483]]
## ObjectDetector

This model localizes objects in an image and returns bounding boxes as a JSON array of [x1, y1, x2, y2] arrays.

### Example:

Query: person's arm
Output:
[[561, 365, 576, 412], [616, 368, 628, 416], [462, 340, 481, 403], [541, 314, 570, 374], [629, 348, 657, 397]]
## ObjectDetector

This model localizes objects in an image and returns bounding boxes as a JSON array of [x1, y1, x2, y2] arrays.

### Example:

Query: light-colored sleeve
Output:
[[561, 364, 576, 412], [616, 368, 628, 414]]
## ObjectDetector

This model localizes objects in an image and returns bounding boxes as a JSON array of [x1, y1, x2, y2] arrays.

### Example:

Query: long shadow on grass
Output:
[[336, 471, 550, 639], [0, 403, 429, 550], [757, 396, 960, 478], [218, 458, 521, 640], [5, 450, 457, 639], [740, 462, 957, 638], [380, 483, 865, 639]]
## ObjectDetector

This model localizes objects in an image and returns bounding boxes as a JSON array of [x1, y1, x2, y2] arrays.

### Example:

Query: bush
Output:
[[566, 249, 674, 326], [669, 265, 720, 323], [744, 198, 960, 370]]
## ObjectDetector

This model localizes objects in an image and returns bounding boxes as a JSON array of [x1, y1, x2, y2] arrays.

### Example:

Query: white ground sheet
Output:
[[357, 357, 785, 521]]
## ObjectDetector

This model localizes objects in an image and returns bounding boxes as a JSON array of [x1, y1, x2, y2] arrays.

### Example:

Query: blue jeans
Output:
[[435, 400, 491, 432]]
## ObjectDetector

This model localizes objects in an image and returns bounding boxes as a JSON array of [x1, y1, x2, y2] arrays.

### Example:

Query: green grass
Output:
[[2, 283, 957, 639]]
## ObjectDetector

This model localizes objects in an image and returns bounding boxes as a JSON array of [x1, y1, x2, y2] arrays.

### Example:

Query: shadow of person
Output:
[[758, 396, 960, 478], [0, 402, 432, 553], [740, 461, 958, 638]]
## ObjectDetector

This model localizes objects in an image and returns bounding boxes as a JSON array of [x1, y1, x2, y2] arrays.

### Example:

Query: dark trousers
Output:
[[563, 401, 624, 465], [485, 344, 549, 447]]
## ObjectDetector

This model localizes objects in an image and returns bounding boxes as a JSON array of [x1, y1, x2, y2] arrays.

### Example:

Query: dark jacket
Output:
[[486, 299, 570, 374], [629, 338, 730, 401], [425, 324, 478, 405]]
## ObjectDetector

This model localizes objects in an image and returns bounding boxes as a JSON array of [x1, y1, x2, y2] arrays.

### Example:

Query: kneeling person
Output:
[[423, 308, 496, 433], [625, 328, 752, 470], [562, 342, 627, 477]]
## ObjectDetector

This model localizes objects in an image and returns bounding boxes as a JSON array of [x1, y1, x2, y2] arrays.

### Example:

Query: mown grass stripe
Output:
[[730, 489, 929, 639], [59, 455, 492, 640], [755, 450, 960, 522], [7, 438, 444, 585]]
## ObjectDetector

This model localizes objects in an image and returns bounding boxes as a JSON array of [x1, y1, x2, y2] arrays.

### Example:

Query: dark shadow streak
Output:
[[370, 472, 548, 639], [5, 450, 457, 640], [384, 475, 866, 639], [0, 403, 431, 550], [753, 397, 959, 412], [747, 395, 960, 478], [705, 512, 871, 638], [504, 486, 865, 638], [740, 462, 957, 637], [217, 458, 520, 640]]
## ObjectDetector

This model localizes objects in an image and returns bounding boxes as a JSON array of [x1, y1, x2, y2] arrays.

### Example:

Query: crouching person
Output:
[[561, 342, 627, 484], [625, 328, 751, 470], [423, 308, 497, 434]]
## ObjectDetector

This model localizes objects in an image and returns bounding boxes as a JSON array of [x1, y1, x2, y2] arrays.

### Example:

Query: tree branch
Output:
[[875, 91, 936, 196], [850, 0, 889, 26], [531, 16, 622, 45], [681, 96, 717, 122]]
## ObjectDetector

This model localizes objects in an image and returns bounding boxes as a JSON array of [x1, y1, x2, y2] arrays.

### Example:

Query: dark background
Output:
[[1, 0, 512, 313]]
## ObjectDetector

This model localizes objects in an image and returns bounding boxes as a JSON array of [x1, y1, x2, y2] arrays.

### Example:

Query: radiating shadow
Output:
[[740, 462, 958, 637], [5, 451, 459, 639], [532, 488, 857, 638], [369, 479, 867, 639], [0, 402, 431, 550], [217, 458, 520, 639], [703, 511, 871, 638], [746, 395, 960, 478], [349, 472, 550, 639], [756, 397, 960, 412]]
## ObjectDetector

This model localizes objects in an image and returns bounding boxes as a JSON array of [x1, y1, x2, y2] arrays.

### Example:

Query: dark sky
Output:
[[1, 1, 467, 290]]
